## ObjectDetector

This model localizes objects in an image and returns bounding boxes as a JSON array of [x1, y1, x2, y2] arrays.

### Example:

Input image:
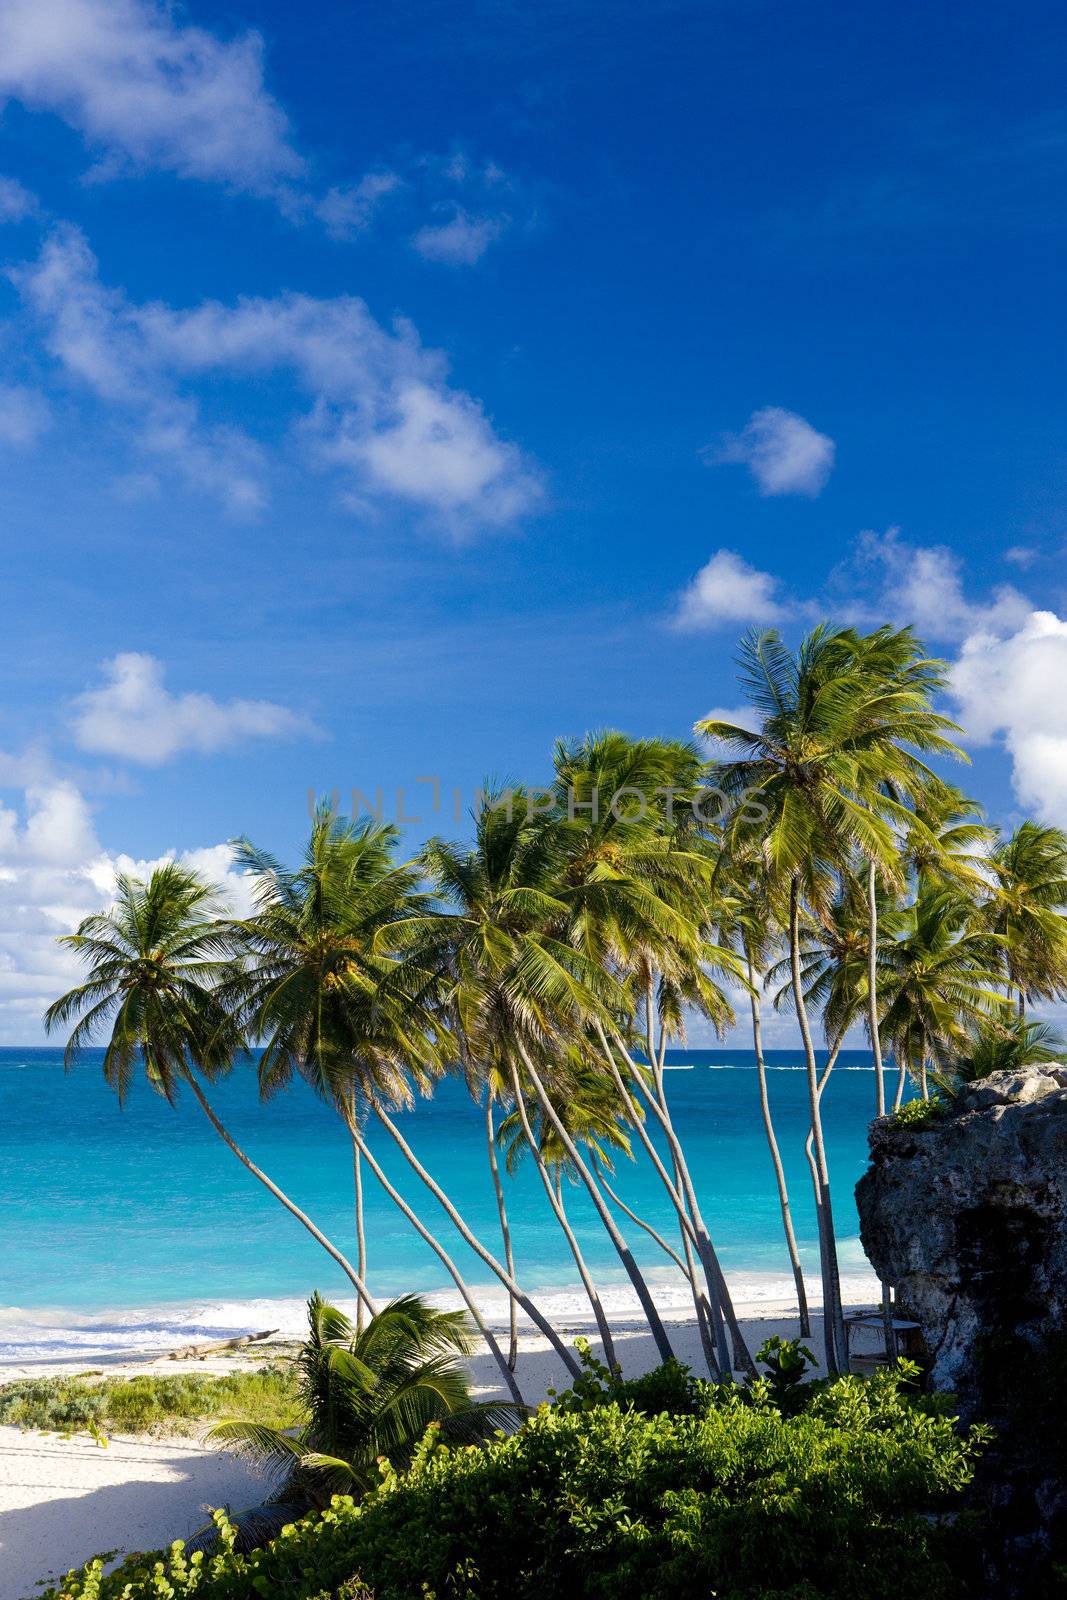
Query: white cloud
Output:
[[0, 0, 302, 195], [0, 384, 50, 446], [0, 775, 256, 1042], [316, 172, 402, 240], [711, 406, 836, 497], [412, 210, 505, 265], [1005, 545, 1036, 568], [12, 223, 542, 529], [673, 549, 789, 631], [0, 175, 39, 221], [71, 653, 317, 766], [950, 610, 1067, 825], [850, 528, 1030, 642]]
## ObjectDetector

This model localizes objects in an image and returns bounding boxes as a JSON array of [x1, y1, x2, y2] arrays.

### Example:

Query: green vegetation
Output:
[[889, 1095, 947, 1129], [44, 621, 1067, 1402], [0, 1366, 302, 1438], [40, 1359, 986, 1600], [40, 620, 1067, 1594], [207, 1292, 515, 1509]]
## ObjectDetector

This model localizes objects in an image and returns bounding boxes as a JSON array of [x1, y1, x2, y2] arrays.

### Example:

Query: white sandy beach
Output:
[[0, 1285, 884, 1600]]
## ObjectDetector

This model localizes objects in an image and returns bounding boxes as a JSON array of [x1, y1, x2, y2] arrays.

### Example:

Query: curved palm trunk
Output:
[[484, 1098, 519, 1370], [185, 1075, 377, 1319], [599, 1040, 729, 1373], [601, 1024, 755, 1377], [867, 856, 886, 1119], [860, 874, 896, 1366], [790, 875, 846, 1376], [919, 1056, 930, 1100], [649, 1059, 749, 1374], [506, 1060, 618, 1366], [674, 1200, 720, 1376], [803, 1044, 851, 1369], [353, 1138, 367, 1334], [346, 1119, 525, 1408], [512, 1039, 676, 1366], [892, 1058, 907, 1112], [641, 991, 727, 1374], [748, 958, 810, 1338], [593, 1158, 688, 1275], [371, 1106, 583, 1380]]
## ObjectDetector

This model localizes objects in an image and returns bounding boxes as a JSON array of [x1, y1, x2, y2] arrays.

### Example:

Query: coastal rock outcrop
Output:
[[856, 1065, 1067, 1593]]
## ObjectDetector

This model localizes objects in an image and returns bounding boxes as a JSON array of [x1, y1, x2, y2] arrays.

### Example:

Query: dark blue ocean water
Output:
[[0, 1049, 898, 1357]]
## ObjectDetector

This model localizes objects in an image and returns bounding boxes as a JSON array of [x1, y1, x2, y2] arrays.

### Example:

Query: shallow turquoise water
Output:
[[0, 1048, 900, 1355]]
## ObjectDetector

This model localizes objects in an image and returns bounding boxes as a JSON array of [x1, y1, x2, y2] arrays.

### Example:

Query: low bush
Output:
[[0, 1366, 303, 1437], [41, 1362, 985, 1600]]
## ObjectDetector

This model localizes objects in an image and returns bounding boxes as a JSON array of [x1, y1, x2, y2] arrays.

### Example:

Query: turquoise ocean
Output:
[[0, 1049, 898, 1362]]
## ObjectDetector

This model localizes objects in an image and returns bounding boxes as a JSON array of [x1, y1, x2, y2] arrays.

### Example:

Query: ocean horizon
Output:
[[0, 1047, 896, 1361]]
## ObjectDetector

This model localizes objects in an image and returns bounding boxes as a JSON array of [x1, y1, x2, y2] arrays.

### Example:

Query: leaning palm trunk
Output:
[[344, 1116, 524, 1407], [892, 1058, 907, 1112], [641, 989, 724, 1375], [648, 1058, 749, 1374], [506, 1061, 618, 1367], [789, 875, 846, 1376], [597, 1037, 729, 1375], [802, 1043, 852, 1368], [371, 1106, 583, 1380], [863, 866, 895, 1362], [748, 959, 810, 1338], [600, 1023, 756, 1377], [602, 1030, 737, 1371], [512, 1039, 676, 1366], [639, 983, 750, 1373], [352, 1138, 367, 1334], [185, 1076, 377, 1319], [867, 857, 886, 1119], [673, 1196, 719, 1375], [484, 1098, 519, 1370], [593, 1157, 690, 1276]]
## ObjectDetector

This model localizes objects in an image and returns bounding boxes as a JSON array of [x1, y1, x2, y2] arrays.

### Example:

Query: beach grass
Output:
[[0, 1364, 304, 1437]]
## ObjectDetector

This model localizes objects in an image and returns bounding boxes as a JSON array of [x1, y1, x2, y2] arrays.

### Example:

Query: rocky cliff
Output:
[[856, 1066, 1067, 1593]]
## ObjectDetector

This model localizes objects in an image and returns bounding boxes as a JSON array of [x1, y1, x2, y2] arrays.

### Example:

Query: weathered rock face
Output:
[[856, 1066, 1067, 1593]]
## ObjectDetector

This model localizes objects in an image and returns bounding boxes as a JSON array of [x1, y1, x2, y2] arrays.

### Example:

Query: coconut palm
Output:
[[898, 784, 994, 889], [836, 628, 965, 1118], [43, 863, 376, 1312], [230, 807, 579, 1397], [879, 884, 1006, 1101], [986, 821, 1067, 1017], [209, 1292, 515, 1529], [718, 864, 812, 1338], [409, 793, 678, 1367], [548, 732, 753, 1374], [497, 1049, 628, 1366], [934, 1014, 1067, 1096], [697, 624, 960, 1372]]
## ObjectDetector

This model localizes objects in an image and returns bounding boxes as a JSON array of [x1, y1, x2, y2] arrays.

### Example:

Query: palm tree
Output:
[[44, 863, 376, 1314], [837, 628, 965, 1119], [698, 624, 953, 1372], [497, 1050, 625, 1366], [879, 884, 1006, 1100], [209, 1292, 514, 1534], [548, 732, 753, 1374], [986, 821, 1067, 1017], [934, 1014, 1067, 1096], [712, 851, 811, 1339], [408, 794, 679, 1367], [230, 808, 580, 1396]]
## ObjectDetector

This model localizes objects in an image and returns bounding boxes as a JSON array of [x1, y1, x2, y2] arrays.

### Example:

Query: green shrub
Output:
[[41, 1364, 985, 1600], [0, 1366, 303, 1437], [890, 1094, 947, 1129]]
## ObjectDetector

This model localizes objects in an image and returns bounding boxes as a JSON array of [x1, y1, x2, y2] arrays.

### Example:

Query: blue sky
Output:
[[0, 0, 1065, 1041]]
